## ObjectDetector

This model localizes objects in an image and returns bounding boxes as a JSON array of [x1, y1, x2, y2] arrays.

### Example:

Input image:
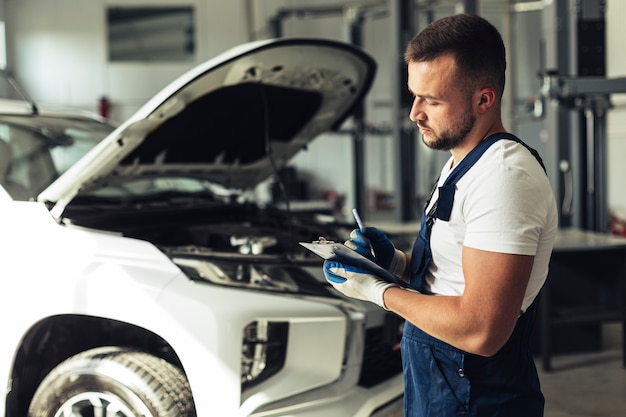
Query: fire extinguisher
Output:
[[98, 96, 111, 120]]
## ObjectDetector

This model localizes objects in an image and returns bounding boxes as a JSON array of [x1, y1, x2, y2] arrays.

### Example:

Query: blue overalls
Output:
[[401, 133, 546, 417]]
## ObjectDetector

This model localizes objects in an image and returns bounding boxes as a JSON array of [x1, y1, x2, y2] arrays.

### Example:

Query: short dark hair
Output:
[[404, 13, 506, 99]]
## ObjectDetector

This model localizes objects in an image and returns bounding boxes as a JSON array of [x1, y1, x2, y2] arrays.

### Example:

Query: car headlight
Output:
[[172, 256, 332, 296], [241, 320, 288, 392]]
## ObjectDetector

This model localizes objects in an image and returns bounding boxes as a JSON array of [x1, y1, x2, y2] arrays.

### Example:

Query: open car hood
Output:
[[39, 38, 376, 216]]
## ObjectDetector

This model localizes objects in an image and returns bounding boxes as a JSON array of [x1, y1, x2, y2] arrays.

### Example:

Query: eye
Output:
[[414, 95, 438, 106]]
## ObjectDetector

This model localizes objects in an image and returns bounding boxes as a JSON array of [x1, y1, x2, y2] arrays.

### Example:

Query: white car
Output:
[[0, 38, 404, 417]]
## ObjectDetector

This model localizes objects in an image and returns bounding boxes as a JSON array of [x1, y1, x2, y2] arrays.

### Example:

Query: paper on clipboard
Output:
[[298, 241, 340, 259], [299, 241, 411, 288]]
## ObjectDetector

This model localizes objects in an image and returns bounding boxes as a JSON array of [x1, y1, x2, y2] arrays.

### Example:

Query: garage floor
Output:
[[538, 347, 626, 417]]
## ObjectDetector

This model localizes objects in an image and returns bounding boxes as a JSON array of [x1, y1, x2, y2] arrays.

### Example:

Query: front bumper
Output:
[[243, 299, 404, 417], [249, 374, 404, 417]]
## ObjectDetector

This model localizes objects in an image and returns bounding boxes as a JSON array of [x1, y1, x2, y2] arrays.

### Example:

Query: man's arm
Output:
[[383, 246, 534, 356]]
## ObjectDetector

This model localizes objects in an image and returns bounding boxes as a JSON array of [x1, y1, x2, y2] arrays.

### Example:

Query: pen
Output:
[[352, 208, 365, 232]]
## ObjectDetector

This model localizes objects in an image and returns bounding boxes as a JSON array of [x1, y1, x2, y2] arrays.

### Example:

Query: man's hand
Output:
[[323, 260, 397, 309], [344, 227, 407, 277]]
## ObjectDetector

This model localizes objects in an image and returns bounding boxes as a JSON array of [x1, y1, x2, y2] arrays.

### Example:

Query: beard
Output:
[[420, 110, 476, 151]]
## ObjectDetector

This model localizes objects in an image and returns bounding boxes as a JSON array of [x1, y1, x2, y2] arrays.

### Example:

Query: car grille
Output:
[[358, 313, 404, 387]]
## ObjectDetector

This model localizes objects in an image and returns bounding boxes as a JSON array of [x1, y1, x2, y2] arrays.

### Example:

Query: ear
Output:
[[475, 88, 498, 114]]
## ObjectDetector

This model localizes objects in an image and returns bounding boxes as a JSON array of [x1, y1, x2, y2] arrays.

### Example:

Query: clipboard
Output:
[[299, 241, 411, 288]]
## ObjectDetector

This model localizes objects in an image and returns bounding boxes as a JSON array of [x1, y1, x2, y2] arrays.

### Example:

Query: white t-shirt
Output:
[[424, 138, 558, 312]]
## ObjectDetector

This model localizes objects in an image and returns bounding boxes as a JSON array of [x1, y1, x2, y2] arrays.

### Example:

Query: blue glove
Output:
[[344, 227, 407, 277], [324, 260, 396, 309]]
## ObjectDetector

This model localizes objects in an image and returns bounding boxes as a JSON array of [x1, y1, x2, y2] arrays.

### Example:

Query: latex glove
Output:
[[324, 260, 396, 309], [344, 227, 407, 277]]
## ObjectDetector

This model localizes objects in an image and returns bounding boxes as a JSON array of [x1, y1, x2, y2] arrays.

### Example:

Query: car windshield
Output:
[[0, 114, 115, 200]]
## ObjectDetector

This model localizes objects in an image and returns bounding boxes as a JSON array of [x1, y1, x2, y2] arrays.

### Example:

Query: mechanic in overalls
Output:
[[324, 13, 558, 417]]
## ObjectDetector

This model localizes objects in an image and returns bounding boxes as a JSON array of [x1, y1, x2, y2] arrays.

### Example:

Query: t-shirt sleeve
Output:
[[461, 159, 550, 256]]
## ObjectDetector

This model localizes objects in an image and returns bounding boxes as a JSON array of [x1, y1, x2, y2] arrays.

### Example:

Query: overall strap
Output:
[[437, 132, 545, 222]]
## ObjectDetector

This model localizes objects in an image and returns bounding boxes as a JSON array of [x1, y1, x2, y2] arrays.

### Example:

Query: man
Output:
[[323, 13, 558, 416]]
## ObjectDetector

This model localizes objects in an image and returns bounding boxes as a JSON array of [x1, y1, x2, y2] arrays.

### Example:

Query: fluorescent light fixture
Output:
[[514, 1, 544, 12], [0, 22, 6, 70]]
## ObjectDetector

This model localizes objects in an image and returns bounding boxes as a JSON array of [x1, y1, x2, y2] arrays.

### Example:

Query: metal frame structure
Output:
[[539, 0, 626, 232], [389, 0, 418, 222]]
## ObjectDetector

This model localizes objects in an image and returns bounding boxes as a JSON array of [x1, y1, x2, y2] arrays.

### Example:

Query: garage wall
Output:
[[3, 0, 248, 121]]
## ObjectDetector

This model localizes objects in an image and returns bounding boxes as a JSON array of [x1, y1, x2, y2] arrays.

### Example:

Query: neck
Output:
[[450, 118, 505, 166]]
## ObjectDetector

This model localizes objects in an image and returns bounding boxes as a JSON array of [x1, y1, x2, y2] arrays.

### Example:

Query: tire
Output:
[[28, 346, 196, 417]]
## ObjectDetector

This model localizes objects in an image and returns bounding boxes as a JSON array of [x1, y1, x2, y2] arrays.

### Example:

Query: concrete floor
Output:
[[538, 347, 626, 417], [537, 322, 625, 417]]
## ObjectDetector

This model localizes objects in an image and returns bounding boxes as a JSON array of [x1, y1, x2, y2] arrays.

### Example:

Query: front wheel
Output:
[[28, 346, 196, 417]]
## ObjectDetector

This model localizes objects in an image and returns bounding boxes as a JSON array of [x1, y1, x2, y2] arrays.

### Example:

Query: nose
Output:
[[409, 97, 424, 123]]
